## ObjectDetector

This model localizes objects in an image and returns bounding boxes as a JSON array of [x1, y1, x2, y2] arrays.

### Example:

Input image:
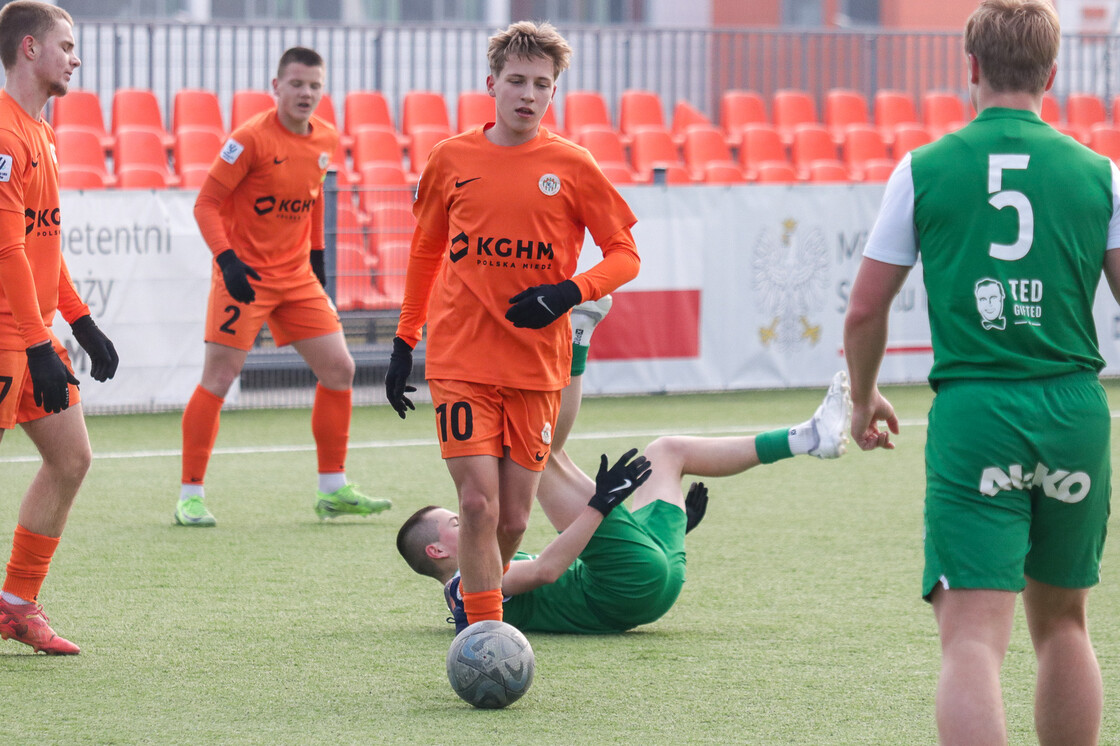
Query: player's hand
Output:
[[684, 481, 708, 534], [505, 280, 581, 329], [216, 249, 261, 304], [310, 249, 327, 288], [588, 448, 652, 516], [385, 336, 416, 419], [851, 388, 899, 451], [70, 315, 119, 382], [26, 343, 80, 414]]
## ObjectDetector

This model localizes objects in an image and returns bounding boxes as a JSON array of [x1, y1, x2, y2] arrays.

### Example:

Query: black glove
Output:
[[385, 336, 416, 419], [588, 448, 652, 516], [684, 481, 709, 534], [216, 249, 261, 304], [26, 343, 80, 414], [70, 315, 119, 382], [310, 249, 326, 288], [505, 280, 581, 329]]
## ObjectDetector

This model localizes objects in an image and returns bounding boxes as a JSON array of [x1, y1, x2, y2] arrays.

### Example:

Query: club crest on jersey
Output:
[[220, 138, 245, 164], [0, 154, 10, 182], [318, 152, 330, 170], [538, 173, 561, 196]]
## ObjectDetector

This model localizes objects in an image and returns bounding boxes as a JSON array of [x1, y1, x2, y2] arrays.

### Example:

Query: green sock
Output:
[[571, 345, 589, 376], [755, 428, 794, 464]]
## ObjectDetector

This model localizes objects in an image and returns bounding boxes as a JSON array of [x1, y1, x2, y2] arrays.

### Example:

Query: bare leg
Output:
[[199, 341, 250, 398], [630, 434, 761, 512], [291, 331, 355, 390], [445, 455, 503, 594], [931, 586, 1015, 746], [17, 406, 92, 538], [496, 454, 541, 565], [1023, 578, 1101, 746]]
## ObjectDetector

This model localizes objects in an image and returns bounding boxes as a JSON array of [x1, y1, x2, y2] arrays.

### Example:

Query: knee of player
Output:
[[643, 436, 686, 472], [458, 490, 498, 525], [45, 439, 92, 482], [496, 514, 529, 542]]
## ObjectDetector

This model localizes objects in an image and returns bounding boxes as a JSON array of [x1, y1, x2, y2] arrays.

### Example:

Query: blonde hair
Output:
[[0, 1, 74, 71], [487, 20, 572, 80], [964, 0, 1059, 94]]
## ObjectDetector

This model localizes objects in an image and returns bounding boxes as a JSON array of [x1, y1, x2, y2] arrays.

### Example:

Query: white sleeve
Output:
[[1107, 160, 1120, 251], [863, 152, 919, 267]]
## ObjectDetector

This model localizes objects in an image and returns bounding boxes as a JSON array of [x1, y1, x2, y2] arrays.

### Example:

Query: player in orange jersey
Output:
[[176, 46, 390, 528], [385, 21, 640, 631], [0, 1, 119, 655]]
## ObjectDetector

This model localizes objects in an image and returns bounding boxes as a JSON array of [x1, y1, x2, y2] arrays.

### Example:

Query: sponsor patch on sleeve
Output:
[[0, 154, 12, 182], [219, 138, 245, 164]]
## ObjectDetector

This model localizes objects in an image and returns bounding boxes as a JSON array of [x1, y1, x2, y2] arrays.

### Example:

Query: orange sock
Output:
[[462, 588, 503, 625], [3, 525, 60, 602], [181, 385, 223, 484], [312, 384, 351, 474]]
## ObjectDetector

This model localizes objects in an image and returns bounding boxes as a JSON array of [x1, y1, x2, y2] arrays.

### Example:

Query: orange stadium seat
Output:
[[177, 164, 213, 189], [1089, 123, 1120, 163], [841, 124, 888, 178], [406, 125, 452, 179], [401, 91, 451, 138], [702, 162, 747, 184], [753, 160, 800, 183], [111, 88, 174, 149], [55, 128, 115, 188], [790, 123, 837, 178], [359, 162, 412, 210], [773, 89, 818, 145], [682, 125, 733, 179], [807, 159, 851, 182], [719, 90, 767, 147], [174, 129, 223, 182], [922, 91, 969, 137], [824, 89, 869, 143], [172, 89, 225, 139], [230, 90, 274, 130], [115, 129, 178, 188], [52, 89, 115, 152], [873, 90, 919, 144], [456, 90, 494, 132], [1041, 94, 1061, 125], [1066, 93, 1106, 144], [579, 126, 629, 168], [860, 158, 897, 182], [670, 100, 711, 144], [598, 163, 637, 184], [630, 128, 684, 182], [619, 89, 666, 139], [368, 204, 416, 303], [891, 122, 932, 158], [738, 123, 788, 177], [563, 91, 613, 143], [344, 90, 409, 148], [351, 126, 405, 169]]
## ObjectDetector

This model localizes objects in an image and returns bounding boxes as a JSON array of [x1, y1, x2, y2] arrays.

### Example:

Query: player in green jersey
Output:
[[397, 299, 852, 634], [844, 2, 1120, 743]]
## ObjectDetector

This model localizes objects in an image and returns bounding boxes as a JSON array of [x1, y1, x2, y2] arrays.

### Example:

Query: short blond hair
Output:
[[0, 1, 74, 72], [964, 0, 1059, 94], [487, 20, 572, 80]]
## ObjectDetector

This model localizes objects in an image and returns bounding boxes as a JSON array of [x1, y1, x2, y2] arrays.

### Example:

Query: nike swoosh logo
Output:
[[273, 157, 287, 165], [536, 296, 554, 315], [534, 451, 545, 462], [455, 177, 481, 188], [608, 479, 632, 494], [30, 160, 38, 168]]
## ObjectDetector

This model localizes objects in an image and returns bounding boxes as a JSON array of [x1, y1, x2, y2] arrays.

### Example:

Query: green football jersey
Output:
[[910, 107, 1114, 382]]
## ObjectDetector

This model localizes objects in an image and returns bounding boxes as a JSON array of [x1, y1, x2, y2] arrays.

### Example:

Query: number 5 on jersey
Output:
[[988, 154, 1032, 261]]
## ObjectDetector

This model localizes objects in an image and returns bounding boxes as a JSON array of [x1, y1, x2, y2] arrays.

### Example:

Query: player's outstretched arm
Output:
[[503, 449, 651, 596]]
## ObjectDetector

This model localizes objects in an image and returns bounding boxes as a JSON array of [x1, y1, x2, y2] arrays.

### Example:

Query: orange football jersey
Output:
[[0, 91, 89, 349], [398, 126, 639, 391], [206, 109, 337, 280]]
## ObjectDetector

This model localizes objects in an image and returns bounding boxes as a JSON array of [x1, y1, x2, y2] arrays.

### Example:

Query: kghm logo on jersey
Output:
[[446, 229, 553, 270], [24, 206, 61, 237], [538, 173, 561, 196], [253, 195, 315, 219]]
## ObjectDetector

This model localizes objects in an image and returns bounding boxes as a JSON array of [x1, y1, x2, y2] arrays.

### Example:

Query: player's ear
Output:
[[426, 543, 450, 560]]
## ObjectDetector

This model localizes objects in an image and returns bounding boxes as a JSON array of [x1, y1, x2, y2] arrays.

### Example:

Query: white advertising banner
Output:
[[50, 189, 212, 409], [579, 183, 1120, 396], [43, 186, 1120, 409]]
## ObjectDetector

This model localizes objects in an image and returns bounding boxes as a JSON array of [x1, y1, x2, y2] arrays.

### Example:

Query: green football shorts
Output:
[[923, 371, 1111, 599]]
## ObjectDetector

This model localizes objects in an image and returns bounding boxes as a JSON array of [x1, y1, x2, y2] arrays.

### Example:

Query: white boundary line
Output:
[[0, 417, 937, 464]]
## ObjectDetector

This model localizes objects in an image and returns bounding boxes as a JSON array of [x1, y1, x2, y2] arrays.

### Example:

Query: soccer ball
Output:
[[446, 620, 535, 709]]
